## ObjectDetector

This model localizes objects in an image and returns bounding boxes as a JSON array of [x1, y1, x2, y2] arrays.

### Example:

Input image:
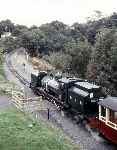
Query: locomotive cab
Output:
[[67, 81, 105, 116], [68, 86, 89, 114]]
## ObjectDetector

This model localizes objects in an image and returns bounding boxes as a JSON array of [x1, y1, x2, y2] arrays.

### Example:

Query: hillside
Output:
[[1, 13, 117, 95]]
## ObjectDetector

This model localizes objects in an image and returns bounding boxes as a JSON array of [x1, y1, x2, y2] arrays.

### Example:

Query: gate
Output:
[[11, 90, 42, 112]]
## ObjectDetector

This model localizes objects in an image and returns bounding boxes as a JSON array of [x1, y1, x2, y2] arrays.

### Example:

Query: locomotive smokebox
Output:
[[30, 71, 47, 88]]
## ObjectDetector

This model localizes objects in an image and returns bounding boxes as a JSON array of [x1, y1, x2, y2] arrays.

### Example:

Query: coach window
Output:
[[101, 106, 106, 117], [80, 101, 82, 105], [109, 109, 114, 122], [115, 112, 117, 119], [114, 112, 117, 124], [74, 98, 77, 103]]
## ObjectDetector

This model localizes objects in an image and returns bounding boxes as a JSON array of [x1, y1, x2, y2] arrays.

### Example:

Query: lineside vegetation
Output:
[[0, 109, 79, 150]]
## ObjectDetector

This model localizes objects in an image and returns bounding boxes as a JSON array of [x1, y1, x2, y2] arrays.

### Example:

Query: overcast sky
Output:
[[0, 0, 117, 27]]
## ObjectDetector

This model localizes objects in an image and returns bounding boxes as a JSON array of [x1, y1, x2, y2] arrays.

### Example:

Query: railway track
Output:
[[6, 53, 30, 87]]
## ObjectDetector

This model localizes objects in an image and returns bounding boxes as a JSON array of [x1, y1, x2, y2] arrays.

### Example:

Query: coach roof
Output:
[[99, 97, 117, 112]]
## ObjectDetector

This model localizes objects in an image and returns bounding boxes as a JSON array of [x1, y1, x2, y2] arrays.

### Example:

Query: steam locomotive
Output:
[[30, 71, 105, 119]]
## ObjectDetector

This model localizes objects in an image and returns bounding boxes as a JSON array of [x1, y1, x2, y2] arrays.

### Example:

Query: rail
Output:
[[5, 53, 30, 86]]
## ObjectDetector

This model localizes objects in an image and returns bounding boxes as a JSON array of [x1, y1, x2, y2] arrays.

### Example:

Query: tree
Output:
[[88, 28, 117, 95], [64, 39, 92, 77], [43, 52, 72, 71], [0, 37, 21, 53], [0, 19, 14, 33], [12, 24, 28, 37]]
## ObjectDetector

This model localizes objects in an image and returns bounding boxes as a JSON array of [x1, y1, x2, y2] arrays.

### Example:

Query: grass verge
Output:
[[0, 58, 5, 81], [0, 52, 22, 96], [0, 109, 79, 150]]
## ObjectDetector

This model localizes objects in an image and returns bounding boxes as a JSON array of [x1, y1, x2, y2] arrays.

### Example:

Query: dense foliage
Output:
[[1, 12, 117, 95]]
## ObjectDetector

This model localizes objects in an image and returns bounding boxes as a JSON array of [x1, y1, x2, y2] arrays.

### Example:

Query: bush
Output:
[[43, 52, 72, 71]]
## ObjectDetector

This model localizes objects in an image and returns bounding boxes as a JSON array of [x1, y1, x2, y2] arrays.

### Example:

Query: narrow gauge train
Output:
[[30, 71, 105, 120], [30, 71, 117, 144]]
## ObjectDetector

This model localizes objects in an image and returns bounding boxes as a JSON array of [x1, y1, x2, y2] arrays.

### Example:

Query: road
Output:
[[4, 49, 117, 150]]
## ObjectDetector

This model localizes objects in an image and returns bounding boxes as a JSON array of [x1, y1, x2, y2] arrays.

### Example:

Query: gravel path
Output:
[[4, 50, 117, 150], [0, 96, 13, 110]]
